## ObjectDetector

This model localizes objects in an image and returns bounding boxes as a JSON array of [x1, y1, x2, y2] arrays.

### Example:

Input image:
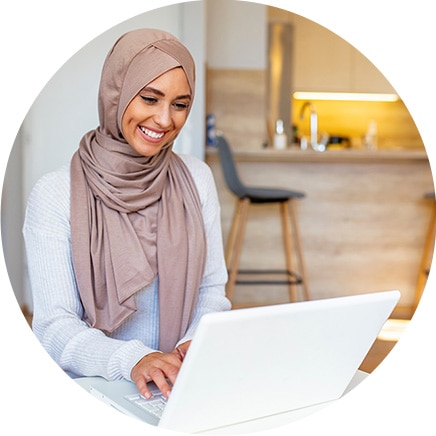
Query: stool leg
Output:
[[226, 198, 250, 301], [284, 200, 310, 301], [225, 199, 242, 267], [415, 201, 436, 310], [281, 202, 297, 302]]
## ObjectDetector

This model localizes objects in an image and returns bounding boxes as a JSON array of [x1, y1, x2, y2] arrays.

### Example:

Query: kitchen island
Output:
[[206, 147, 433, 314]]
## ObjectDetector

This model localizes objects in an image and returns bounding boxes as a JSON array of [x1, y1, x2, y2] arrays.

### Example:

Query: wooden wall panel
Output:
[[206, 69, 267, 150], [207, 153, 433, 311]]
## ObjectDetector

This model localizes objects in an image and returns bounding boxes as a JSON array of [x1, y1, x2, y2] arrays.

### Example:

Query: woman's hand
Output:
[[174, 340, 191, 361], [131, 341, 192, 400]]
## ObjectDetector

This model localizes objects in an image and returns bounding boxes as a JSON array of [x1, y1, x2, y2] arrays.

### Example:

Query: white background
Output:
[[1, 1, 435, 435]]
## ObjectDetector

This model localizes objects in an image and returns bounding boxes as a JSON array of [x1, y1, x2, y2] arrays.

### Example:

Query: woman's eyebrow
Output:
[[141, 86, 191, 100], [176, 94, 192, 100]]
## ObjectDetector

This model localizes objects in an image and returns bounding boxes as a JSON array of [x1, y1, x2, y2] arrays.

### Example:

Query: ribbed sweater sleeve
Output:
[[23, 155, 230, 381]]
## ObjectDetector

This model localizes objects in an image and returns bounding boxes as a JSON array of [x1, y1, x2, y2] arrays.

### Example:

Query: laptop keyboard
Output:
[[124, 390, 168, 419]]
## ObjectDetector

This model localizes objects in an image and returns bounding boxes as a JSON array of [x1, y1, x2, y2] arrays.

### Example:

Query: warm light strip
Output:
[[293, 91, 399, 102]]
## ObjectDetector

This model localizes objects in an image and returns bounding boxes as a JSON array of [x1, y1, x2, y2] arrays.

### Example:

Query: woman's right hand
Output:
[[131, 350, 183, 400]]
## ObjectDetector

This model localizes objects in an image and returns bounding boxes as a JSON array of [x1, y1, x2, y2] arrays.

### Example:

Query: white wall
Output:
[[206, 0, 266, 69], [1, 129, 24, 306]]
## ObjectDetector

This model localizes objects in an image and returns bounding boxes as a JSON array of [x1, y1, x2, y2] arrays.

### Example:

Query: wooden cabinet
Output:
[[290, 13, 395, 93]]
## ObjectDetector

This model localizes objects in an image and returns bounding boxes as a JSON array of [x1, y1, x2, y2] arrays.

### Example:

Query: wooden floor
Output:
[[359, 338, 397, 373]]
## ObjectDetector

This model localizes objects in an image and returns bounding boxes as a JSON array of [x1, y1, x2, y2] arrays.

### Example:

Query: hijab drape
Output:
[[70, 29, 206, 352]]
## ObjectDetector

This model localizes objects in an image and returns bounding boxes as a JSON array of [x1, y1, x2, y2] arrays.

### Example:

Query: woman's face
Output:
[[121, 67, 191, 157]]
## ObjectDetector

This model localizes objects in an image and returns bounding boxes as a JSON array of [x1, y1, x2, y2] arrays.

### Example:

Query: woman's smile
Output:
[[138, 126, 165, 141]]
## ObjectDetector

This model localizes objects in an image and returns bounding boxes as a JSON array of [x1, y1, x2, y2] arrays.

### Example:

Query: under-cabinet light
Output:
[[293, 91, 399, 102]]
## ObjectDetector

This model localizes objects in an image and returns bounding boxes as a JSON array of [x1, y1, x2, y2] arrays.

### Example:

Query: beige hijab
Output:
[[70, 29, 206, 352]]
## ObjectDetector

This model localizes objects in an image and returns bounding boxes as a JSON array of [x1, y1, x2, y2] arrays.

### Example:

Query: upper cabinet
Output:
[[286, 12, 396, 93]]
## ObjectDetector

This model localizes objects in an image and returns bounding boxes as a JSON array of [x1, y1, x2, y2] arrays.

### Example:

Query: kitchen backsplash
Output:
[[206, 68, 424, 151]]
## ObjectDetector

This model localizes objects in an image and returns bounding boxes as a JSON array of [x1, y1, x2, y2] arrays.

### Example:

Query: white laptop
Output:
[[84, 290, 400, 433]]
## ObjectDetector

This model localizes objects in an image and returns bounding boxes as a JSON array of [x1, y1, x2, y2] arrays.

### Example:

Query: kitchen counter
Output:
[[206, 146, 433, 313], [206, 147, 429, 164]]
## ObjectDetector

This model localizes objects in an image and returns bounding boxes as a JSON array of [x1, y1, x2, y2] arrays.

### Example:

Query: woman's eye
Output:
[[173, 102, 189, 111], [140, 95, 158, 105]]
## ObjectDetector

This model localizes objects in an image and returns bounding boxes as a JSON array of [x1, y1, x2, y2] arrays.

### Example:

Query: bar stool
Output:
[[215, 134, 310, 303], [415, 191, 435, 310]]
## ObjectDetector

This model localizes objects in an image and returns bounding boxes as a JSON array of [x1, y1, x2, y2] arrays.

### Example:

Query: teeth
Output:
[[140, 126, 164, 139]]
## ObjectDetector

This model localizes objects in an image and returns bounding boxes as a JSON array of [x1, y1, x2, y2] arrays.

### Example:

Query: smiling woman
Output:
[[22, 28, 231, 402]]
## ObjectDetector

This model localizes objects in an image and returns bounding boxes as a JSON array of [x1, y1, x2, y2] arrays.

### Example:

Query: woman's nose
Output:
[[154, 105, 172, 128]]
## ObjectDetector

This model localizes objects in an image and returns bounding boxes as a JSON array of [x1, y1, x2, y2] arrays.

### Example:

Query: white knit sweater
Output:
[[23, 153, 231, 381]]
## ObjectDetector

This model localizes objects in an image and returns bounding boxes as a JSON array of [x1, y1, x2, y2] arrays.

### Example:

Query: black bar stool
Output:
[[215, 134, 310, 302]]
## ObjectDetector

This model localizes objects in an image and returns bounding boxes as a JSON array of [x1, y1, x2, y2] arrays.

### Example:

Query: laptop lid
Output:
[[90, 290, 400, 433]]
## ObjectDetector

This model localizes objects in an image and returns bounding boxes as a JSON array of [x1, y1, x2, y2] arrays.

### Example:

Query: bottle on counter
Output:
[[364, 120, 378, 150], [206, 113, 217, 146], [273, 119, 287, 150]]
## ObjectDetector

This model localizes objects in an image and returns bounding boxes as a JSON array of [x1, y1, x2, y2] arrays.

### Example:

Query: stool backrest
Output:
[[216, 135, 248, 199]]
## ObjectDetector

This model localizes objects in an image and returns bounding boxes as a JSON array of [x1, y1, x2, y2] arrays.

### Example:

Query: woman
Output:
[[23, 28, 230, 401]]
